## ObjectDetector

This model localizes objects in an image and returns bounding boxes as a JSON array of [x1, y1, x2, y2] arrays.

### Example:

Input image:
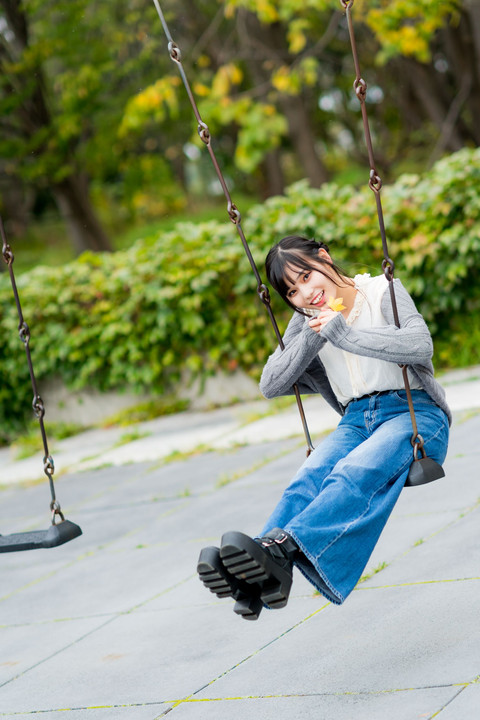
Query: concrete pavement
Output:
[[0, 365, 479, 718]]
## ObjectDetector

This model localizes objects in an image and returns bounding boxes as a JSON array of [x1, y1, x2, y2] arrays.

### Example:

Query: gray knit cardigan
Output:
[[259, 278, 452, 426]]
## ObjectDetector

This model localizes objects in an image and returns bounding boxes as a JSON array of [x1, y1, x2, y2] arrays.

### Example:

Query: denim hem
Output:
[[288, 529, 344, 605]]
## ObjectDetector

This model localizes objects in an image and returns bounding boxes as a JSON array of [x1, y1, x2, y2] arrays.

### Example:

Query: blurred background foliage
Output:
[[1, 0, 479, 440], [1, 147, 479, 441]]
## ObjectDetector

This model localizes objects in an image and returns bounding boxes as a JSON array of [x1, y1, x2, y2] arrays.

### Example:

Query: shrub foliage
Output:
[[1, 148, 479, 439]]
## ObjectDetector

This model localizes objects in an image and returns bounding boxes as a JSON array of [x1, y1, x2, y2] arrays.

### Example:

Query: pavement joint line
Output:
[[0, 615, 118, 691], [354, 498, 480, 592], [0, 681, 475, 718], [363, 496, 480, 579], [0, 701, 171, 716], [0, 501, 188, 605], [155, 680, 475, 716], [429, 685, 468, 718], [0, 574, 197, 631], [356, 575, 480, 592], [159, 600, 332, 714]]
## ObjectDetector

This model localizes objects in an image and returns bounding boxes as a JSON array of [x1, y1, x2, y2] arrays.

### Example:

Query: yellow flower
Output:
[[327, 297, 346, 312]]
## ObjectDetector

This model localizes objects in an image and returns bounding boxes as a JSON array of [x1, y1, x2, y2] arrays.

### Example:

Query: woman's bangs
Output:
[[279, 253, 316, 289]]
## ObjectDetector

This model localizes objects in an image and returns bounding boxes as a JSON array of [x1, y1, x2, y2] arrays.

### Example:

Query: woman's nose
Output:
[[302, 284, 314, 301]]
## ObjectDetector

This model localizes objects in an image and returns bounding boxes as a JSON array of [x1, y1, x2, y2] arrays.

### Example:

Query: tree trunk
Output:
[[239, 9, 329, 189], [259, 149, 285, 198], [53, 174, 112, 255], [405, 60, 465, 152], [280, 95, 329, 187]]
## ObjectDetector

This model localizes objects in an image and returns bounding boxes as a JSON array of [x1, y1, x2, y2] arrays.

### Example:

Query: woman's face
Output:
[[283, 251, 340, 311]]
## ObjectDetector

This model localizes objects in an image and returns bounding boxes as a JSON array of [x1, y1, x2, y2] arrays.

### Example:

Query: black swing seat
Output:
[[405, 457, 445, 487], [0, 519, 82, 554]]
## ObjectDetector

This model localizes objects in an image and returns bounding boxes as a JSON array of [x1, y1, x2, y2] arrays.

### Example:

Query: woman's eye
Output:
[[288, 288, 296, 298], [303, 272, 310, 282]]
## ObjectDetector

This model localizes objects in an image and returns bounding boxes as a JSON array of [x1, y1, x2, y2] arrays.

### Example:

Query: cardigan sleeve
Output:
[[321, 279, 433, 365], [259, 312, 327, 399]]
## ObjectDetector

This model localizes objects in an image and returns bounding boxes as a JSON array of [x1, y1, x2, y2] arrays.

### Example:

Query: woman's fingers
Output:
[[308, 309, 337, 333]]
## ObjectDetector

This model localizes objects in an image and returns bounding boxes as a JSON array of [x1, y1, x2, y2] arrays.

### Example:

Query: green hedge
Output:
[[1, 148, 479, 440]]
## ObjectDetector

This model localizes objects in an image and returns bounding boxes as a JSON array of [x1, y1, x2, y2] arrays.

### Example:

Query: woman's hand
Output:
[[308, 308, 339, 334]]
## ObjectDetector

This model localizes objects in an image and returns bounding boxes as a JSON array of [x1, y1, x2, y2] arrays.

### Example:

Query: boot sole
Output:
[[197, 546, 263, 620], [219, 532, 292, 609]]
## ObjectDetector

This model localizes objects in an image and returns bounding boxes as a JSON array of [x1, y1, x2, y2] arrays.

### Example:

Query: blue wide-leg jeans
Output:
[[260, 390, 449, 605]]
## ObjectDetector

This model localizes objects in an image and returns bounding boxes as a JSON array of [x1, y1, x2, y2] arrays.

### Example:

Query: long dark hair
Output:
[[265, 235, 346, 314]]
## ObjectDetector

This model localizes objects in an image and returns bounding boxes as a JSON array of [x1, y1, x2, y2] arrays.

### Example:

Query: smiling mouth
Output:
[[311, 290, 325, 306]]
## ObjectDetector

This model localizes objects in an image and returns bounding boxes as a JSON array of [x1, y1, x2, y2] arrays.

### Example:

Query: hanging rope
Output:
[[152, 0, 314, 454], [1, 216, 64, 524]]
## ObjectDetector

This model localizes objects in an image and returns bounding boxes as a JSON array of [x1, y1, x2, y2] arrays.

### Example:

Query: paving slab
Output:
[[0, 709, 168, 720], [0, 598, 328, 715], [436, 683, 480, 719], [192, 581, 479, 700], [0, 616, 114, 687], [363, 504, 480, 587], [0, 369, 479, 720], [162, 686, 460, 720]]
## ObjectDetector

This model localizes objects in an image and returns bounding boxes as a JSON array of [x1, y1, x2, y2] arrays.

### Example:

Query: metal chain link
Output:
[[341, 0, 422, 452], [152, 0, 314, 454], [1, 216, 60, 515]]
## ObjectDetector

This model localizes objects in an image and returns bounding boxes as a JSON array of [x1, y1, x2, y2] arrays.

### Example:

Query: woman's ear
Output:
[[318, 247, 333, 263]]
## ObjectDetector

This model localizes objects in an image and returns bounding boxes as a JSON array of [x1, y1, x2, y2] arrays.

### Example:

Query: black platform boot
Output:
[[197, 546, 263, 620], [220, 527, 299, 612]]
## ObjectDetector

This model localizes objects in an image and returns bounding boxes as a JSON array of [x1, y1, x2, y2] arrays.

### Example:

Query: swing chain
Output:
[[152, 0, 315, 454], [342, 0, 436, 474], [1, 214, 60, 506]]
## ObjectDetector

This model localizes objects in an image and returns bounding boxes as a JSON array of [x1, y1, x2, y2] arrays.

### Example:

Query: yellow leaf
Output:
[[327, 297, 346, 312]]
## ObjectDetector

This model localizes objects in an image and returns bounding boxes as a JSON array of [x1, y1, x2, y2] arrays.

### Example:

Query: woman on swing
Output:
[[197, 234, 450, 620]]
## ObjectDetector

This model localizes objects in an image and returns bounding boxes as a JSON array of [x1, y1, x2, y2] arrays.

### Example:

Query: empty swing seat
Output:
[[0, 520, 82, 554]]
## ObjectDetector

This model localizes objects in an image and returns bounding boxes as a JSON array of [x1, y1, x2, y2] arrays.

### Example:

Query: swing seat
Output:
[[0, 519, 82, 554], [405, 458, 445, 487]]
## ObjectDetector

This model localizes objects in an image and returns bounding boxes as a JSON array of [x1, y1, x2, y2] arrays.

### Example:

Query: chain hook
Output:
[[50, 500, 65, 525], [18, 321, 30, 345], [168, 41, 181, 63], [33, 394, 46, 419], [412, 434, 426, 461], [381, 257, 395, 280], [43, 455, 55, 477], [368, 169, 382, 193], [257, 283, 271, 305], [198, 121, 211, 145], [354, 77, 367, 102], [2, 242, 14, 266], [227, 202, 241, 225]]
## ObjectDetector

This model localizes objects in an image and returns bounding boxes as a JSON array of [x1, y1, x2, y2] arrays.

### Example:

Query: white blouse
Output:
[[312, 273, 423, 405]]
